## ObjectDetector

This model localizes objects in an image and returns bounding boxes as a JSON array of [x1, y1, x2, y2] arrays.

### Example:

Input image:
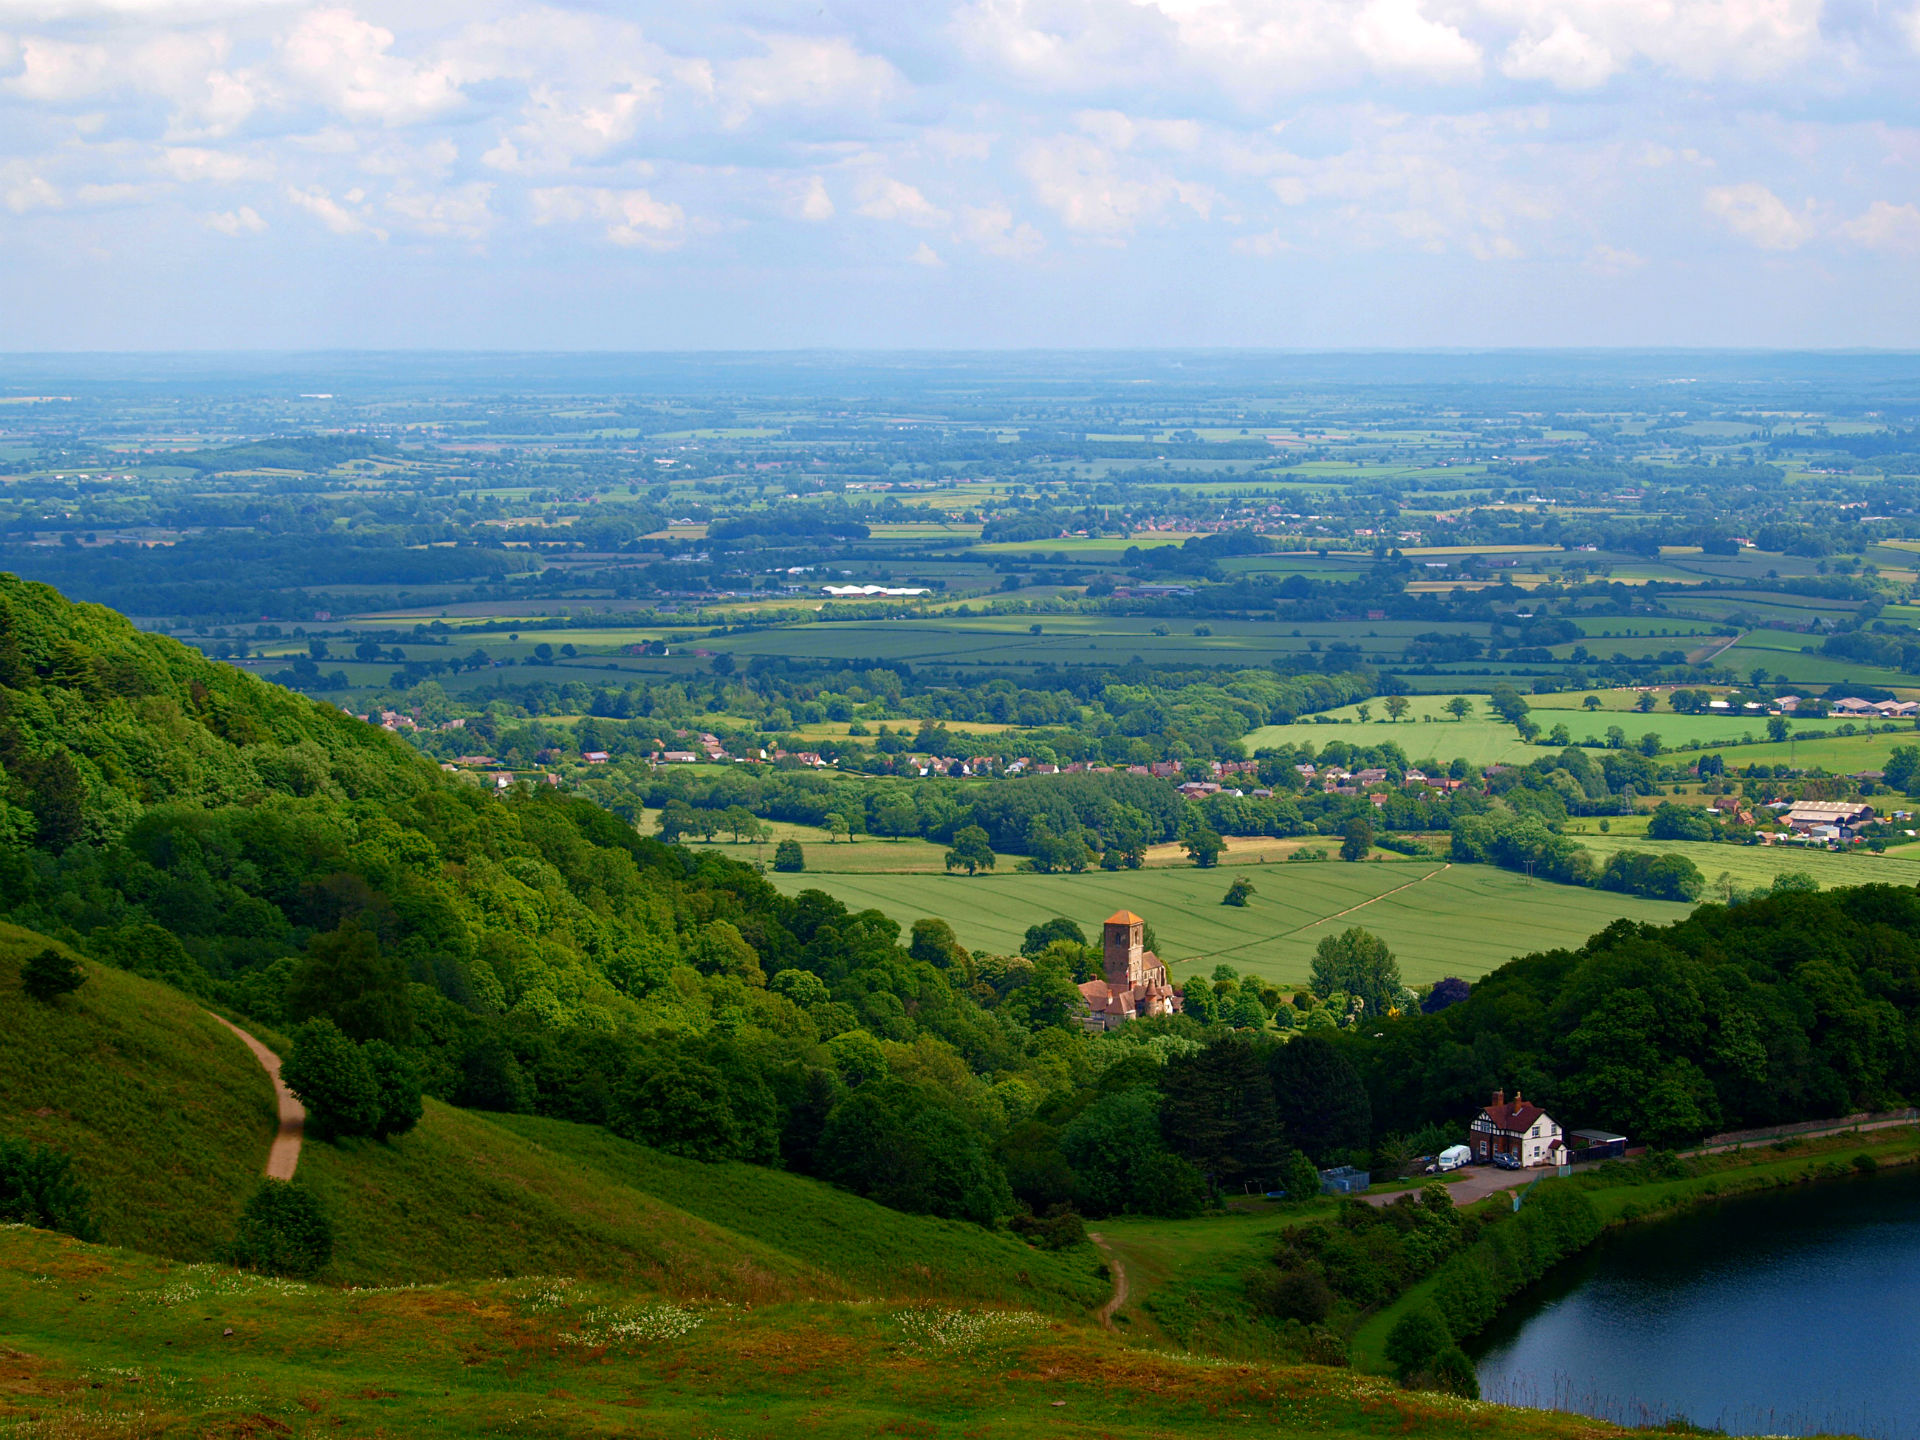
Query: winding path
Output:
[[1087, 1232, 1128, 1330], [207, 1012, 305, 1181]]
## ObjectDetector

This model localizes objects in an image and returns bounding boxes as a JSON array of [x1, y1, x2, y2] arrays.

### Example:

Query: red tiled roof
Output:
[[1479, 1100, 1547, 1133]]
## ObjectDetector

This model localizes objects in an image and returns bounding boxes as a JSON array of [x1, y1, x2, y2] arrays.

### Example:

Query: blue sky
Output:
[[2, 0, 1918, 349]]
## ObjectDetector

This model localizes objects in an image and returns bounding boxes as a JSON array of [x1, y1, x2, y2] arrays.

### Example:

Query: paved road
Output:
[[1363, 1164, 1537, 1208], [208, 1012, 305, 1180]]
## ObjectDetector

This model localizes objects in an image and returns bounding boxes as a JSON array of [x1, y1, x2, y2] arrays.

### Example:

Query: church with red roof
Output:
[[1078, 910, 1184, 1032]]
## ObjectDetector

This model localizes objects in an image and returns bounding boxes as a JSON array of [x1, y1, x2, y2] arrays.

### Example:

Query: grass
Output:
[[0, 923, 276, 1260], [0, 1224, 1622, 1440], [765, 860, 1687, 987], [1575, 835, 1920, 893]]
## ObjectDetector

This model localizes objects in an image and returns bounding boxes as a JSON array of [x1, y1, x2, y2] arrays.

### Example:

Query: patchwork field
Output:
[[766, 860, 1686, 987]]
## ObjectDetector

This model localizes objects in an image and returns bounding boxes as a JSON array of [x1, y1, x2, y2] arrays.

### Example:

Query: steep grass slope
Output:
[[0, 922, 276, 1258], [1, 949, 1105, 1314]]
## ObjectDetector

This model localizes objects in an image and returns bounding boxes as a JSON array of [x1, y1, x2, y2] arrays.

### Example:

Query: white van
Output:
[[1430, 1144, 1471, 1173]]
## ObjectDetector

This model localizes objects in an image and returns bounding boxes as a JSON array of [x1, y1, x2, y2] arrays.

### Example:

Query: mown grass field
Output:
[[0, 1223, 1621, 1440], [766, 861, 1686, 986], [1576, 835, 1920, 894], [0, 924, 277, 1260]]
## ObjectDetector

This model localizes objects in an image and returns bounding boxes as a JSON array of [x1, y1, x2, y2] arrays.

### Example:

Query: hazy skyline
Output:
[[3, 0, 1918, 350]]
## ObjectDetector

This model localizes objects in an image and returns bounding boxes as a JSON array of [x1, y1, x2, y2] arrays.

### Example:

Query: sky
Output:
[[2, 0, 1919, 350]]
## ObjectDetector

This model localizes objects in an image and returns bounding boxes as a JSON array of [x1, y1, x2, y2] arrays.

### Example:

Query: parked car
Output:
[[1493, 1152, 1522, 1171]]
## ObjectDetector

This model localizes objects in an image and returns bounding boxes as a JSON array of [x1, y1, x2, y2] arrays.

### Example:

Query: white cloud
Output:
[[1501, 19, 1615, 90], [795, 175, 834, 222], [205, 202, 265, 233], [162, 144, 270, 182], [1350, 0, 1479, 77], [280, 8, 462, 125], [855, 174, 947, 227], [4, 168, 62, 212], [286, 181, 383, 236], [960, 202, 1045, 258], [1704, 181, 1813, 250], [1840, 200, 1920, 254], [909, 240, 944, 266], [6, 37, 113, 101], [724, 34, 899, 115], [530, 184, 684, 248], [1020, 134, 1212, 234], [386, 181, 492, 238], [1232, 228, 1292, 256], [1587, 242, 1645, 273]]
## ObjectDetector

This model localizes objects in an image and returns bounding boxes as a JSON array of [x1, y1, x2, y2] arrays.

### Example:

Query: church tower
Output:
[[1103, 910, 1146, 989]]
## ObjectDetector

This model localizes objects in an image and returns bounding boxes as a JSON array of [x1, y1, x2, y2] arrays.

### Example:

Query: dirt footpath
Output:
[[207, 1012, 305, 1180]]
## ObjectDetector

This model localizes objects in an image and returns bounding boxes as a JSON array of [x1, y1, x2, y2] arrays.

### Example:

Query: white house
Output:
[[1469, 1089, 1565, 1168]]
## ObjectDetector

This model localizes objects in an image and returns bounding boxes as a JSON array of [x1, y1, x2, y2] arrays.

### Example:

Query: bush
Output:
[[773, 838, 805, 872], [1385, 1306, 1451, 1377], [1248, 1264, 1334, 1323], [228, 1179, 333, 1278], [362, 1040, 423, 1139], [21, 947, 85, 1001], [281, 1018, 381, 1140], [1419, 1345, 1480, 1398], [1222, 876, 1255, 907], [0, 1137, 94, 1239], [1010, 1206, 1087, 1250]]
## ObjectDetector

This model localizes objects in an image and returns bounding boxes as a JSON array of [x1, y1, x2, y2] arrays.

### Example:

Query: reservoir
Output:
[[1473, 1166, 1920, 1439]]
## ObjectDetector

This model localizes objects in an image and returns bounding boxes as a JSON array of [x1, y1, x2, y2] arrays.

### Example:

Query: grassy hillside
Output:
[[767, 860, 1686, 986], [1, 948, 1104, 1314], [0, 922, 275, 1259], [0, 1224, 1619, 1440], [297, 1104, 1104, 1312]]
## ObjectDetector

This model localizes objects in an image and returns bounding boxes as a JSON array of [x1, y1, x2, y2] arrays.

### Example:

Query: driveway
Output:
[[1362, 1164, 1538, 1208]]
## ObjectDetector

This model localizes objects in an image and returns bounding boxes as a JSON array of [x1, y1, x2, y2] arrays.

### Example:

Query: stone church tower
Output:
[[1079, 910, 1182, 1031]]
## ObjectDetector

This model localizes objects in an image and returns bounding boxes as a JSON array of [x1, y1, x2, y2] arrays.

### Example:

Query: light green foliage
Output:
[[1308, 928, 1404, 1019]]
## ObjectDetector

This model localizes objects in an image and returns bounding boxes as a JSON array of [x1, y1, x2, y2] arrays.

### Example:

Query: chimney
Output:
[[1493, 1088, 1505, 1108], [1514, 1090, 1523, 1105]]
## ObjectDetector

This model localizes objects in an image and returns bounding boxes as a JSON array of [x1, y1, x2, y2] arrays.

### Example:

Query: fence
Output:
[[1697, 1107, 1919, 1152]]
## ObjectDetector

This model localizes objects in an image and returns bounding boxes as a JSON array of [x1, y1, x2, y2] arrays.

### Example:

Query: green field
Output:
[[766, 860, 1686, 986], [1578, 834, 1920, 894]]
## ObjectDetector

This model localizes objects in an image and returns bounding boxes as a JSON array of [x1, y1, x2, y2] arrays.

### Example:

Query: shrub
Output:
[[0, 1137, 94, 1240], [281, 1018, 381, 1140], [1248, 1264, 1334, 1323], [362, 1040, 423, 1139], [1385, 1306, 1450, 1377], [773, 838, 805, 872], [1222, 877, 1255, 907], [228, 1180, 333, 1278], [1420, 1345, 1480, 1398], [21, 947, 85, 1001], [1010, 1206, 1087, 1250]]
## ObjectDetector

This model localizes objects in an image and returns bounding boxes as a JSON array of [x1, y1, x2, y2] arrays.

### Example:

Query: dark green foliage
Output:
[[909, 918, 966, 969], [1339, 819, 1372, 862], [613, 1054, 779, 1165], [1308, 928, 1403, 1021], [1423, 1186, 1601, 1345], [1060, 1088, 1205, 1217], [1280, 1148, 1322, 1202], [1270, 1035, 1371, 1165], [1020, 917, 1085, 957], [0, 1137, 94, 1240], [1385, 1306, 1450, 1377], [1160, 1033, 1286, 1189], [282, 1019, 382, 1141], [818, 1082, 1013, 1225], [228, 1180, 334, 1279], [1423, 1346, 1480, 1399], [362, 1040, 424, 1139], [1248, 1263, 1335, 1324], [1184, 823, 1224, 867], [21, 946, 85, 1001], [944, 824, 994, 874], [286, 925, 414, 1045], [1009, 1206, 1087, 1250], [1599, 849, 1705, 901], [772, 838, 805, 872], [1647, 802, 1713, 842], [1222, 877, 1254, 907]]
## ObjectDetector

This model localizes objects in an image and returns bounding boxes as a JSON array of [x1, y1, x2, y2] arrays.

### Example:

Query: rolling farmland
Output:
[[765, 859, 1686, 988]]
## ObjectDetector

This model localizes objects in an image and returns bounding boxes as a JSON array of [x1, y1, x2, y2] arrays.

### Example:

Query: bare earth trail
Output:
[[207, 1012, 305, 1180], [1087, 1233, 1128, 1330]]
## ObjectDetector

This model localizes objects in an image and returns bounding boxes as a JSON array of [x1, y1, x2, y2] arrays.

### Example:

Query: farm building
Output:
[[1785, 801, 1874, 833], [1078, 910, 1185, 1032], [1469, 1089, 1566, 1168]]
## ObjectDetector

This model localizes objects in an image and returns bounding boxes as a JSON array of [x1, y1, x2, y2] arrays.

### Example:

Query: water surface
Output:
[[1474, 1167, 1920, 1439]]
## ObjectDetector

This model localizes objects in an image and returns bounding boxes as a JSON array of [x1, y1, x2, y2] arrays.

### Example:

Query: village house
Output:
[[1078, 911, 1184, 1032], [1469, 1089, 1565, 1168]]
